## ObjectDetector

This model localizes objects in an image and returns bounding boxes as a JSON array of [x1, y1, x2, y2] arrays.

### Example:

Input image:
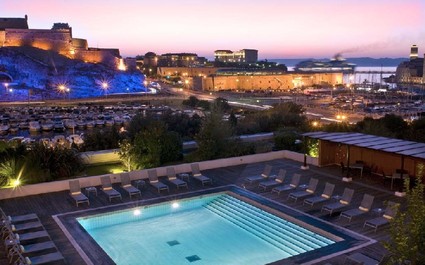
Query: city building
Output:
[[214, 49, 258, 63], [0, 15, 122, 68], [158, 53, 207, 67], [396, 45, 424, 87], [199, 71, 342, 91]]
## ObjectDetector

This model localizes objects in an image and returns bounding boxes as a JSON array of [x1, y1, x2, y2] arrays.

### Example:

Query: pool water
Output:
[[78, 193, 334, 264]]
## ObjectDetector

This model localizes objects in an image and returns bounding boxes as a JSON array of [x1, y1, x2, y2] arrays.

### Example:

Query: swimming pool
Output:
[[55, 185, 374, 264], [78, 193, 335, 264]]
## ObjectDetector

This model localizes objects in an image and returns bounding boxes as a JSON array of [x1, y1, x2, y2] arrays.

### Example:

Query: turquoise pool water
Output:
[[78, 193, 335, 264]]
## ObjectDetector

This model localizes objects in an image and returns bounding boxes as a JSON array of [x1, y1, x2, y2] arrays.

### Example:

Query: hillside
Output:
[[0, 47, 145, 101]]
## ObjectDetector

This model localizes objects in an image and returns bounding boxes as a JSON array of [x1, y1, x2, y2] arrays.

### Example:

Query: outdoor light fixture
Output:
[[11, 178, 21, 188]]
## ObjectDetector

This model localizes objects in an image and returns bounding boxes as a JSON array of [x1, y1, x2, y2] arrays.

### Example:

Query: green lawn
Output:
[[84, 163, 126, 176]]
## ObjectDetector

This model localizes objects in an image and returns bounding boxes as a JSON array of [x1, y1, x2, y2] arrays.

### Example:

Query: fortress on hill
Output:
[[0, 15, 121, 67]]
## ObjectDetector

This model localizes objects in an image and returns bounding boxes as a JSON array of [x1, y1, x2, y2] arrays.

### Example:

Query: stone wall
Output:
[[74, 48, 120, 66], [4, 28, 72, 56], [0, 31, 5, 46]]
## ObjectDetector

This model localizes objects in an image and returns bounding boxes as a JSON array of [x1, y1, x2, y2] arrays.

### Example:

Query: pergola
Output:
[[303, 132, 425, 192]]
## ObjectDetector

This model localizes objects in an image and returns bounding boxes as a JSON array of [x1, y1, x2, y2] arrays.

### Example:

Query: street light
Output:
[[101, 81, 109, 98], [58, 84, 68, 100]]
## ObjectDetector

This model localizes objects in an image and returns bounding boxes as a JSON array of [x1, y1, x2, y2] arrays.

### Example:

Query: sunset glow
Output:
[[3, 0, 425, 58]]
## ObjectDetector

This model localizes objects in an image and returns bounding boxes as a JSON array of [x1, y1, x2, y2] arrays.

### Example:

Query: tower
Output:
[[410, 45, 418, 60]]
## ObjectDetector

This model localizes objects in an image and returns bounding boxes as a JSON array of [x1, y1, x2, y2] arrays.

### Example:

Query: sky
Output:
[[2, 0, 425, 59]]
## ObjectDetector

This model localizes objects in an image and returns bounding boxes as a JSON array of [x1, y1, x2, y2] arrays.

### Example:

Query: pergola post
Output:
[[395, 155, 406, 197], [343, 145, 352, 182]]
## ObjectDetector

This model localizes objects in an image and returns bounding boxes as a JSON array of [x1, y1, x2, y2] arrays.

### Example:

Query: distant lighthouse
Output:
[[410, 44, 418, 60]]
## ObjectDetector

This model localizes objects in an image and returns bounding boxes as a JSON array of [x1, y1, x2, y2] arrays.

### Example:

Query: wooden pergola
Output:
[[303, 132, 425, 193]]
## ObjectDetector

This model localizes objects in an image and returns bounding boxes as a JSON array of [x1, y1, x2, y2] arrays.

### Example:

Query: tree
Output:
[[385, 177, 425, 264], [274, 130, 302, 152], [132, 122, 182, 168], [182, 96, 199, 108], [116, 139, 136, 172], [213, 97, 231, 112], [195, 109, 235, 160], [0, 143, 26, 187], [25, 143, 85, 183]]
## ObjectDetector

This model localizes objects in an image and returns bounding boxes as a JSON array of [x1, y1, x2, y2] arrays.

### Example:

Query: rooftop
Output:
[[0, 158, 404, 264]]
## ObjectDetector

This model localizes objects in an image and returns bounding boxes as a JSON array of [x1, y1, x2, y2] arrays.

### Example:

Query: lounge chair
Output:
[[100, 176, 122, 202], [340, 194, 374, 222], [15, 251, 64, 265], [148, 169, 170, 193], [244, 164, 273, 184], [321, 188, 354, 215], [364, 201, 399, 232], [166, 167, 188, 189], [271, 173, 301, 196], [303, 182, 335, 207], [0, 208, 39, 227], [258, 169, 286, 191], [1, 220, 43, 240], [120, 172, 141, 198], [190, 163, 213, 186], [4, 229, 50, 252], [288, 178, 319, 202], [68, 180, 90, 207], [8, 241, 57, 263]]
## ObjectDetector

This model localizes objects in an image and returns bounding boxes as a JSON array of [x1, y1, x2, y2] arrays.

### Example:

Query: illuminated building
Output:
[[214, 49, 258, 63], [396, 45, 424, 88]]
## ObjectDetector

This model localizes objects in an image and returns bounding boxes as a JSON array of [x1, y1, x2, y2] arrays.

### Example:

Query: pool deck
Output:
[[0, 158, 404, 265]]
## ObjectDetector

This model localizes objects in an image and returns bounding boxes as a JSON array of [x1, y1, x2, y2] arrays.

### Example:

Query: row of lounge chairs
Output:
[[244, 165, 399, 232], [69, 163, 212, 206], [0, 208, 64, 264]]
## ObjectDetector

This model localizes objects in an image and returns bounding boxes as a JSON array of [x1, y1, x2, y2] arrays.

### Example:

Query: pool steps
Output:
[[204, 195, 333, 256]]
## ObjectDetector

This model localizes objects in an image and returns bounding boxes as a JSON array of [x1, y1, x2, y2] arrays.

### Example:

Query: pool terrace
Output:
[[0, 158, 404, 264]]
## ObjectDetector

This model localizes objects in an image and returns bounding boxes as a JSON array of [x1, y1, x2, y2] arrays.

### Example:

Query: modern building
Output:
[[395, 45, 424, 87], [214, 49, 258, 63], [158, 53, 207, 67]]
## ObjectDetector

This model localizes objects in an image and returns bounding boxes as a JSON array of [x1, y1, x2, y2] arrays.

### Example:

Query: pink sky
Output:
[[2, 0, 425, 59]]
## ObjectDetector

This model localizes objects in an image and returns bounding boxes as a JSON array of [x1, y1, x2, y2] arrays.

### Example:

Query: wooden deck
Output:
[[0, 159, 404, 265]]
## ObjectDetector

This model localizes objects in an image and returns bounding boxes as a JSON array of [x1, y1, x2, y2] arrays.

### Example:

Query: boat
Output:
[[52, 135, 68, 147], [9, 126, 19, 134], [294, 54, 356, 73], [41, 120, 54, 131], [95, 115, 105, 127], [0, 122, 9, 135], [67, 134, 84, 147], [113, 116, 124, 126], [76, 119, 86, 129], [64, 119, 77, 130], [29, 121, 41, 132], [39, 138, 52, 147], [86, 118, 95, 129], [53, 120, 65, 132], [104, 115, 115, 127], [18, 121, 29, 130]]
